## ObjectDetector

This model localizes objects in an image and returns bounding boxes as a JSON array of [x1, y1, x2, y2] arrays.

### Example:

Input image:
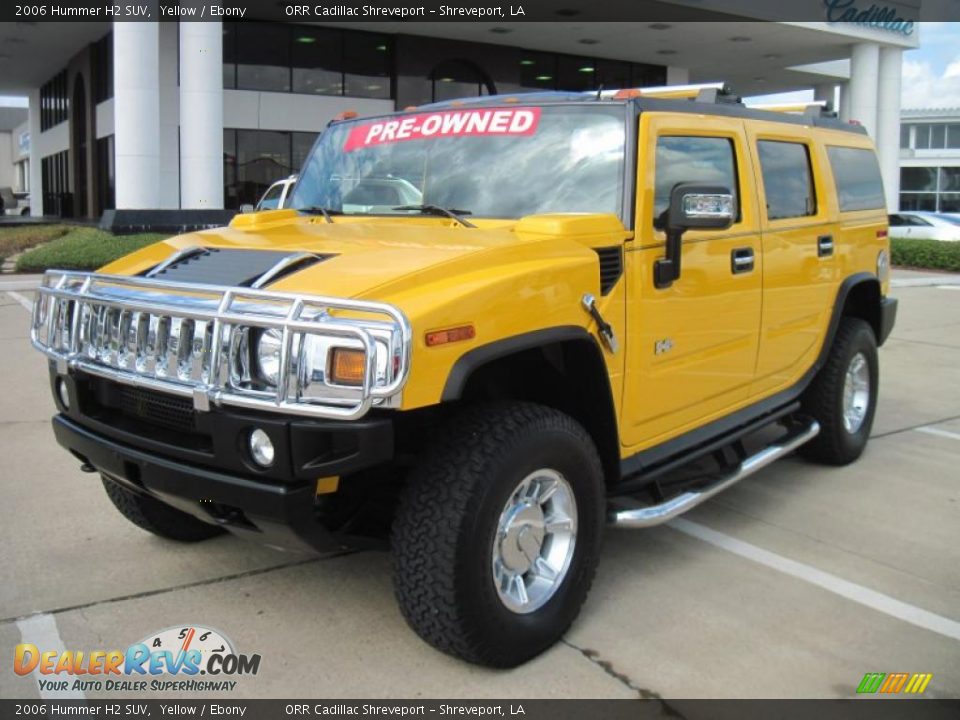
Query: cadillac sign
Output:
[[823, 0, 916, 35]]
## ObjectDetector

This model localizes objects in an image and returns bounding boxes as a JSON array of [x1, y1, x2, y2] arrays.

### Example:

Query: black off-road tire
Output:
[[391, 402, 605, 668], [799, 317, 879, 465], [101, 476, 225, 542]]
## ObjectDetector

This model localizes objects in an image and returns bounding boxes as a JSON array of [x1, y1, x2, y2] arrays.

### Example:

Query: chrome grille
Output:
[[32, 270, 412, 421]]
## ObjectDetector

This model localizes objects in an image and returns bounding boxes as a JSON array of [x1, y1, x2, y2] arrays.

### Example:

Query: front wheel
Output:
[[391, 402, 605, 667], [800, 317, 879, 465]]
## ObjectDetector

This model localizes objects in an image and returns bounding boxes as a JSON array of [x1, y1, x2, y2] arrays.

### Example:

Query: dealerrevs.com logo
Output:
[[14, 625, 261, 693]]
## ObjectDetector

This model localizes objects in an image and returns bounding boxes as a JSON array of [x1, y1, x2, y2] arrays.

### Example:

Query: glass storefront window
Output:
[[940, 167, 960, 193], [342, 31, 391, 99], [939, 193, 960, 212], [948, 124, 960, 149], [898, 193, 937, 211], [520, 52, 557, 90], [237, 22, 291, 92], [292, 26, 342, 95], [901, 166, 938, 192]]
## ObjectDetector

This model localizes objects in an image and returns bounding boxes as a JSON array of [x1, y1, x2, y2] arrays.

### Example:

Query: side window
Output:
[[826, 146, 885, 212], [653, 136, 738, 226], [757, 140, 816, 220], [888, 214, 903, 226]]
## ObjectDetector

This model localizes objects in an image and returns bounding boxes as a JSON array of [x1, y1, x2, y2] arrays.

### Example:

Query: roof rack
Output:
[[745, 100, 836, 118], [593, 82, 735, 101]]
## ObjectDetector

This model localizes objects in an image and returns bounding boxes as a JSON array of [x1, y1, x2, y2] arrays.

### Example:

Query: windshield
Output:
[[289, 104, 627, 220]]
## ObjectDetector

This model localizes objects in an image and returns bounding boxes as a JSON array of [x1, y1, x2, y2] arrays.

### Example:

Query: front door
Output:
[[620, 113, 763, 451]]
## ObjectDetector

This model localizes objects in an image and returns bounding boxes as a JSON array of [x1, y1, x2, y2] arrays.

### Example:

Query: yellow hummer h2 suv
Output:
[[32, 83, 897, 667]]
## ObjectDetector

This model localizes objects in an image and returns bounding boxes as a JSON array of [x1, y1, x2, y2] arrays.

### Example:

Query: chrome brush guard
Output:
[[30, 270, 412, 421]]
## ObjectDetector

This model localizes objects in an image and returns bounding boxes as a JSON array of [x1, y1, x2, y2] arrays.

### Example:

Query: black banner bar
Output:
[[4, 0, 958, 24]]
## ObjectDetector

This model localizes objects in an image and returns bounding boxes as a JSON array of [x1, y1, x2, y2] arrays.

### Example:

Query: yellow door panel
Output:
[[621, 113, 762, 451], [746, 123, 839, 396]]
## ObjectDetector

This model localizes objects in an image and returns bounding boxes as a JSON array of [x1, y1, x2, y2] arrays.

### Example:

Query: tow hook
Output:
[[582, 294, 618, 353]]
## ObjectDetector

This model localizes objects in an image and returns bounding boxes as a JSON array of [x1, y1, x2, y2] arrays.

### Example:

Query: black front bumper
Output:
[[54, 415, 355, 553], [50, 368, 399, 554]]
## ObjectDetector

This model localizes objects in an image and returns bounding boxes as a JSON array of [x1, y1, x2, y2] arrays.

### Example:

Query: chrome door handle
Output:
[[818, 235, 834, 257], [731, 247, 754, 274]]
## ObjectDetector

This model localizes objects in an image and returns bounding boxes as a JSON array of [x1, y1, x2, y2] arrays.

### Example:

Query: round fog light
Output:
[[248, 429, 275, 468], [56, 378, 70, 410]]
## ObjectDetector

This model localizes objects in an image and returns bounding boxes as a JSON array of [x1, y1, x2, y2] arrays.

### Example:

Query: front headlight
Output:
[[255, 328, 283, 386]]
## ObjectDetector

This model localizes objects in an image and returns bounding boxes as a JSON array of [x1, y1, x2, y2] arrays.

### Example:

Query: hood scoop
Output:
[[144, 247, 333, 288]]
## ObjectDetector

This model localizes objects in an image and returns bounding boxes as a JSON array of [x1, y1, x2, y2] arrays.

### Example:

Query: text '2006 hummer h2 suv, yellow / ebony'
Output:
[[32, 83, 897, 668]]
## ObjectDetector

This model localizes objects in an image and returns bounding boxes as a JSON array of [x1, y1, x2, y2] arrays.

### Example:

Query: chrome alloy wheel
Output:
[[492, 469, 577, 614], [842, 351, 871, 434]]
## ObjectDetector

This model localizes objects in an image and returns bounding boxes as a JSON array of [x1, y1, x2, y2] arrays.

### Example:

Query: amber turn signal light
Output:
[[425, 325, 476, 347], [330, 348, 365, 386]]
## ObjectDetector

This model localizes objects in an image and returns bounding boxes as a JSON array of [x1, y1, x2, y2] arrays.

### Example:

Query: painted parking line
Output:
[[5, 291, 32, 312], [668, 517, 960, 643], [915, 425, 960, 442], [15, 613, 86, 700]]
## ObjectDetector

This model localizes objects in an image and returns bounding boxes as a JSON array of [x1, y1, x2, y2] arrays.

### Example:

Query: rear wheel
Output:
[[800, 317, 879, 465], [391, 402, 604, 667], [101, 476, 225, 542]]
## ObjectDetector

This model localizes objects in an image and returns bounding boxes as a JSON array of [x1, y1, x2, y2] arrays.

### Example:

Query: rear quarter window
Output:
[[826, 146, 885, 212]]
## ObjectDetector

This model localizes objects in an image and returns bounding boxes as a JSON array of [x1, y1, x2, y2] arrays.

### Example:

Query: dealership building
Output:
[[0, 1, 924, 219]]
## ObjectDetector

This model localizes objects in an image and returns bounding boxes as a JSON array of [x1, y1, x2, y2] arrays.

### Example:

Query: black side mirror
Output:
[[655, 183, 736, 289]]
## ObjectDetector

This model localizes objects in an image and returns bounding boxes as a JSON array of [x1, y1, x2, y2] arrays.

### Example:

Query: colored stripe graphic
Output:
[[904, 674, 933, 694], [857, 673, 885, 694], [880, 673, 909, 693]]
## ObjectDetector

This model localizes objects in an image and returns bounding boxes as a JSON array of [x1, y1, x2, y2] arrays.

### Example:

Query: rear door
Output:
[[746, 122, 839, 397], [620, 113, 762, 450]]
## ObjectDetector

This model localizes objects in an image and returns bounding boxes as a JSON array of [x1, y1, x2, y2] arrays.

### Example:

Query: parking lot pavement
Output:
[[2, 285, 959, 700]]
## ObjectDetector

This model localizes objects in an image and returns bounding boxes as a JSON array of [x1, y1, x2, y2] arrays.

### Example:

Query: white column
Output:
[[848, 43, 880, 137], [814, 83, 837, 112], [113, 18, 160, 208], [27, 88, 42, 216], [838, 81, 851, 123], [179, 20, 223, 209], [876, 46, 903, 211], [666, 66, 690, 86]]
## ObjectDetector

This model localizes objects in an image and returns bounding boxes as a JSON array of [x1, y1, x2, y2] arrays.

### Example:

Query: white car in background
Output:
[[253, 175, 298, 211], [888, 211, 960, 242]]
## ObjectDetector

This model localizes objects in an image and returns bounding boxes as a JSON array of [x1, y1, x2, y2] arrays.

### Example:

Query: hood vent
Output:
[[145, 248, 332, 288], [595, 247, 623, 296]]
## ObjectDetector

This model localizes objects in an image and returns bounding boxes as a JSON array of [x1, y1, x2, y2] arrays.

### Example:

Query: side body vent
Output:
[[595, 246, 624, 296], [145, 248, 332, 288]]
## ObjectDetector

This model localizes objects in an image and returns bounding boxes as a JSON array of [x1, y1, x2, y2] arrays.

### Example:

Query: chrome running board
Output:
[[608, 420, 820, 528]]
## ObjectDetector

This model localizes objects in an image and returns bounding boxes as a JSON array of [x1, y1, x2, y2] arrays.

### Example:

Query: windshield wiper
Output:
[[298, 206, 344, 224], [392, 204, 476, 228]]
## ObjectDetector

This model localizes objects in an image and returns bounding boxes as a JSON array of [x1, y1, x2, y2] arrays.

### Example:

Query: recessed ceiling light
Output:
[[578, 66, 595, 73], [535, 75, 553, 81], [376, 44, 387, 51], [520, 59, 536, 66], [295, 36, 315, 44], [489, 27, 512, 34], [578, 38, 599, 45], [729, 36, 752, 42], [656, 49, 677, 55], [439, 77, 454, 83], [648, 23, 672, 30], [554, 9, 580, 17], [366, 84, 382, 91]]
